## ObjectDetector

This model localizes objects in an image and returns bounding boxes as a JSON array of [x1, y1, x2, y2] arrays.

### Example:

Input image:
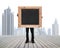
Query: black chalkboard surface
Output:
[[21, 9, 39, 25]]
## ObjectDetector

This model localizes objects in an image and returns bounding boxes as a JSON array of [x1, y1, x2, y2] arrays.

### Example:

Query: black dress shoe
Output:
[[31, 41, 35, 43], [25, 40, 29, 43]]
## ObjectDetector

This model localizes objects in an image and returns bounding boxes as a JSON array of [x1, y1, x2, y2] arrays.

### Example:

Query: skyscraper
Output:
[[2, 7, 14, 35], [52, 19, 59, 36]]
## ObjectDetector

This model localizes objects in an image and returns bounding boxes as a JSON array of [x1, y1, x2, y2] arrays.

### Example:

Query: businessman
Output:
[[25, 28, 35, 43]]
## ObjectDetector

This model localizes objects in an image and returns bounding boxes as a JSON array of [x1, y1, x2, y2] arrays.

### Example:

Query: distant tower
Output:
[[15, 28, 25, 36], [37, 28, 42, 35], [41, 28, 46, 35], [48, 28, 51, 35], [2, 7, 14, 35], [52, 19, 59, 36]]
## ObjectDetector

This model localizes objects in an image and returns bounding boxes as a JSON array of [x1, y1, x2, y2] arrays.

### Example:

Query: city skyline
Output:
[[1, 8, 60, 36], [1, 7, 60, 36], [0, 0, 60, 35]]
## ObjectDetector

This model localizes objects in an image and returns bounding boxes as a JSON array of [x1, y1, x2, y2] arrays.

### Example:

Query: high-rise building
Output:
[[14, 28, 25, 36], [39, 28, 46, 35], [2, 7, 14, 35], [48, 28, 51, 35], [52, 19, 59, 36], [37, 28, 42, 35]]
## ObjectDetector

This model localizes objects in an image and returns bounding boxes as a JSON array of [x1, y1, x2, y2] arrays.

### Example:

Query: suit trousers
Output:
[[26, 28, 34, 41]]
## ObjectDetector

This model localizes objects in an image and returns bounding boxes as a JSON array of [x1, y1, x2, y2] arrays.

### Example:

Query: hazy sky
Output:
[[0, 0, 60, 35]]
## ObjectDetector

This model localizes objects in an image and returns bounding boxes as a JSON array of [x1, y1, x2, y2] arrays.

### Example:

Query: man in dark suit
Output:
[[25, 28, 35, 43]]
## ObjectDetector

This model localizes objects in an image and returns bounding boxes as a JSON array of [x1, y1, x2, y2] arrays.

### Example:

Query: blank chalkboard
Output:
[[21, 9, 39, 25]]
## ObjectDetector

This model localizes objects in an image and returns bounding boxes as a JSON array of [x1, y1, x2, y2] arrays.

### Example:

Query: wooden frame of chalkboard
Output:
[[18, 6, 42, 28]]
